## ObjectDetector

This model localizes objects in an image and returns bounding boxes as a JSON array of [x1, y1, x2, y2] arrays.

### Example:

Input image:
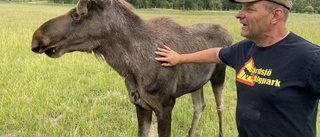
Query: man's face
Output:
[[235, 1, 274, 40]]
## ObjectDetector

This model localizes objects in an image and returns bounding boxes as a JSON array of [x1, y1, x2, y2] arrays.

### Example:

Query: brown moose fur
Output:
[[31, 0, 233, 136]]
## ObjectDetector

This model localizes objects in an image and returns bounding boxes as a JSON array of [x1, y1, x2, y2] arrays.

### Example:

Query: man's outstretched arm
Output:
[[155, 45, 223, 67]]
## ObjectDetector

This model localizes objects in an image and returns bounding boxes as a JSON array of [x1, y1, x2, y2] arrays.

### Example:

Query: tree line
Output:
[[3, 0, 320, 13], [126, 0, 320, 13]]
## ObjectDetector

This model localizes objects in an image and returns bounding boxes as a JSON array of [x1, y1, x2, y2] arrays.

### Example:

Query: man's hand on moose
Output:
[[155, 45, 181, 67]]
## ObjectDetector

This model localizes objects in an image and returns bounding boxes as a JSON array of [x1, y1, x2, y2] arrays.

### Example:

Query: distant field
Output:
[[0, 2, 319, 137]]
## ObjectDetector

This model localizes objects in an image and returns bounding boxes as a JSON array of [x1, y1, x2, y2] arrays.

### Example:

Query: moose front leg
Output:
[[156, 106, 174, 137], [136, 105, 152, 137]]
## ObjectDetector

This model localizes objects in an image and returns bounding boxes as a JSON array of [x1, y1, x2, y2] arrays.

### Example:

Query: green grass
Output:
[[0, 2, 319, 137]]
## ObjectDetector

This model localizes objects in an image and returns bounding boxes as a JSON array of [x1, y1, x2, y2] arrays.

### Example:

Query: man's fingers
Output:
[[155, 57, 172, 67], [155, 51, 167, 57], [155, 45, 176, 67], [156, 45, 172, 53], [156, 48, 170, 53], [161, 62, 172, 67], [163, 45, 172, 50], [155, 57, 166, 61]]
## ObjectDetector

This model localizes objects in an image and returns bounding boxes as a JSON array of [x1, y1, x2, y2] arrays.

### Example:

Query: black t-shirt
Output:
[[219, 32, 320, 137]]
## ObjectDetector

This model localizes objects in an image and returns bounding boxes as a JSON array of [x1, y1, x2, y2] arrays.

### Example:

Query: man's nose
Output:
[[235, 6, 245, 19]]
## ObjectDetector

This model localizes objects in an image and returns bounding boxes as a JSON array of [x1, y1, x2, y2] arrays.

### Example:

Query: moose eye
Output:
[[72, 12, 80, 20]]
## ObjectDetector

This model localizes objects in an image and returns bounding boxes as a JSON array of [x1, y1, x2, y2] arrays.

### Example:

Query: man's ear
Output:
[[271, 8, 284, 24]]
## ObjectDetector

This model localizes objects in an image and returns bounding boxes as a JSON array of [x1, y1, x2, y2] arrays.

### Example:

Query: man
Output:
[[155, 0, 320, 136]]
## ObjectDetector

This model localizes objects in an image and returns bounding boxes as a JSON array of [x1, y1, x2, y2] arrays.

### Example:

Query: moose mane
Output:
[[115, 0, 134, 11], [87, 0, 189, 69]]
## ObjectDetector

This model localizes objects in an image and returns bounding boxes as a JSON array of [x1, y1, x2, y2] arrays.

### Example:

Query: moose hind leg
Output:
[[136, 105, 152, 137], [210, 64, 226, 137], [212, 82, 224, 137], [188, 88, 206, 137]]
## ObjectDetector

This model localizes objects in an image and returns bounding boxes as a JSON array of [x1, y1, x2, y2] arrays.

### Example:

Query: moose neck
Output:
[[94, 8, 148, 78]]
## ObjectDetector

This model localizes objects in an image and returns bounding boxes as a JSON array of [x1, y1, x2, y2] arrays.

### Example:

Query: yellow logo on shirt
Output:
[[236, 57, 281, 87], [237, 57, 255, 86]]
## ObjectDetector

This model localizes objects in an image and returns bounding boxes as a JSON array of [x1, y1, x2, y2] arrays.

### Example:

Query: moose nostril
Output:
[[31, 45, 41, 53], [31, 39, 41, 53], [31, 38, 43, 53]]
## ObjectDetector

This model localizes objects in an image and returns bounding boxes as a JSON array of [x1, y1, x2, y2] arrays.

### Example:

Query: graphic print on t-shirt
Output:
[[236, 57, 255, 86], [236, 57, 281, 87]]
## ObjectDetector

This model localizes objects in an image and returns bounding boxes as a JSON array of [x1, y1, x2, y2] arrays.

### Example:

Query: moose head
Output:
[[31, 0, 135, 58]]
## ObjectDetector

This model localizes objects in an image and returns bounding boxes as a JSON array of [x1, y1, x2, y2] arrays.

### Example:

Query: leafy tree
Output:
[[315, 6, 320, 13], [213, 0, 223, 10], [221, 0, 240, 10], [303, 5, 314, 13], [292, 0, 309, 12]]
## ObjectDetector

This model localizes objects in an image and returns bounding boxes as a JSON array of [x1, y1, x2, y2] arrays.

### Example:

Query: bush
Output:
[[315, 6, 320, 14], [303, 5, 314, 14]]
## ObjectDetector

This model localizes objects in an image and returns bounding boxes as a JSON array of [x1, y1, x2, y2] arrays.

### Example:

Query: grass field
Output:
[[0, 2, 320, 137]]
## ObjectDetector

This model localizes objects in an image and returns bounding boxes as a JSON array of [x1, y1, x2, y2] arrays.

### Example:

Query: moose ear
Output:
[[91, 0, 112, 8], [76, 0, 91, 16]]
